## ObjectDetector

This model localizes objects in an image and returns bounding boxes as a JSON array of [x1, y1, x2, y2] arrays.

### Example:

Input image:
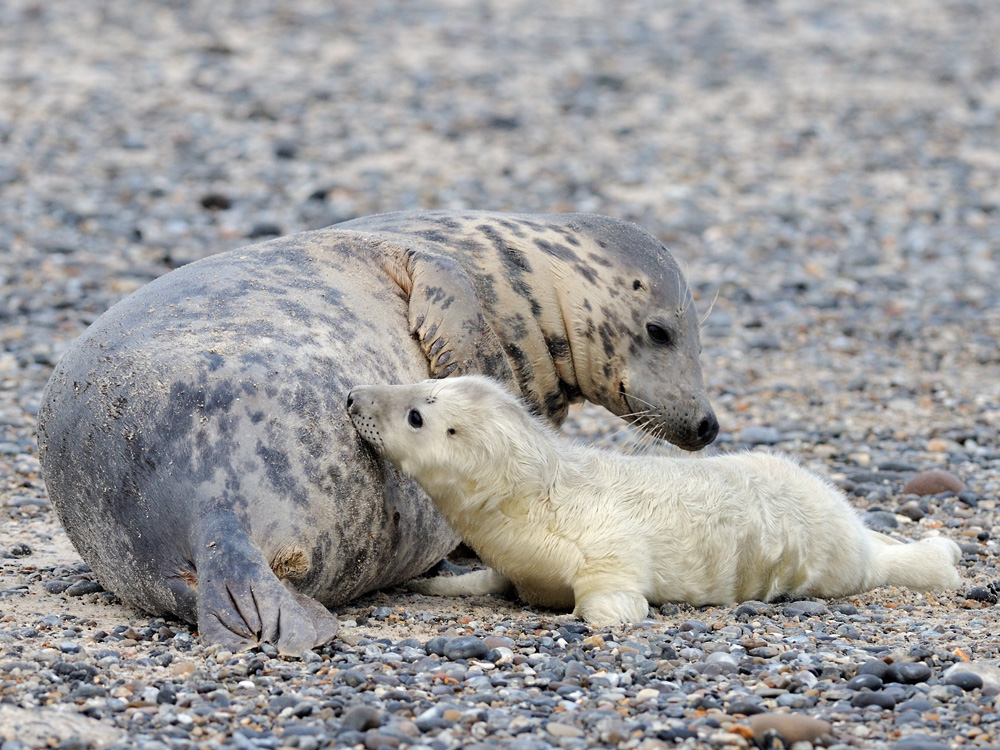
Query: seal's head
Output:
[[553, 215, 719, 451]]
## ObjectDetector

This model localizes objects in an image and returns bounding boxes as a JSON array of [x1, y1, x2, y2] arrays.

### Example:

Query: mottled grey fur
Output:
[[37, 210, 717, 655]]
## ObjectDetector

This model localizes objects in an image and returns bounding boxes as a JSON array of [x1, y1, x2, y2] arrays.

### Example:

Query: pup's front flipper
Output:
[[408, 567, 515, 597], [194, 518, 338, 656], [573, 588, 650, 627]]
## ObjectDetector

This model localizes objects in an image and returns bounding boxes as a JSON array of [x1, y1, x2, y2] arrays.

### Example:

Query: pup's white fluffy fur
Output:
[[348, 376, 962, 626]]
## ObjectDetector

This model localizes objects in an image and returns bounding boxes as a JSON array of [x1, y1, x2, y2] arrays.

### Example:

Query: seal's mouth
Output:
[[617, 381, 719, 451], [618, 381, 629, 410], [619, 383, 664, 440]]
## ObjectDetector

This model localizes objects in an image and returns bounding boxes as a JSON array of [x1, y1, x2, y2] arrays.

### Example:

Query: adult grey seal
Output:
[[347, 375, 962, 626], [37, 210, 719, 654]]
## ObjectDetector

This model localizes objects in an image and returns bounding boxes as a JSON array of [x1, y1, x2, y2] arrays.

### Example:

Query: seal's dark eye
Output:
[[447, 427, 456, 436], [646, 323, 673, 347], [408, 409, 423, 429]]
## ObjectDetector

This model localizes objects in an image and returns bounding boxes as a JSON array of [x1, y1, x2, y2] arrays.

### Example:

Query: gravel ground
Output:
[[2, 1, 1000, 749]]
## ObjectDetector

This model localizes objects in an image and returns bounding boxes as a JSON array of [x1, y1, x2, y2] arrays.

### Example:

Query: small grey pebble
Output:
[[891, 735, 952, 750], [857, 660, 891, 679], [897, 501, 925, 521], [424, 636, 449, 656], [341, 704, 382, 732], [861, 510, 899, 530], [64, 580, 104, 596], [704, 651, 739, 669], [944, 671, 984, 691], [847, 673, 883, 690], [830, 603, 858, 615], [443, 635, 488, 660], [337, 669, 366, 687], [783, 600, 829, 618], [733, 601, 772, 618], [746, 334, 782, 351], [371, 606, 392, 621], [958, 490, 981, 507], [886, 662, 932, 685], [270, 694, 300, 712], [247, 222, 282, 238], [966, 584, 999, 604], [837, 624, 861, 639], [726, 698, 765, 716], [679, 620, 709, 632], [851, 691, 896, 709], [336, 730, 366, 746]]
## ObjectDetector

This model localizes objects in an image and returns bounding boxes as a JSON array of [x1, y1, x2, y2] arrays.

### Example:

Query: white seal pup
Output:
[[347, 376, 963, 626]]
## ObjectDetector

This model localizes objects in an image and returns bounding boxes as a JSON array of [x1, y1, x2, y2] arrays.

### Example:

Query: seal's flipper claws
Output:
[[198, 571, 338, 656], [402, 253, 516, 382], [195, 525, 337, 656]]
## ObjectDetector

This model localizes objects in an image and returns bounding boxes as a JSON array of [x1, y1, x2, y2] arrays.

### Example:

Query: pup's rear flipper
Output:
[[408, 567, 514, 597], [870, 536, 962, 592]]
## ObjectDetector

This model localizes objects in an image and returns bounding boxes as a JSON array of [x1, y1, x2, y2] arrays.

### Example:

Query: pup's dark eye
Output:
[[408, 409, 423, 428], [646, 323, 673, 346], [447, 427, 456, 436]]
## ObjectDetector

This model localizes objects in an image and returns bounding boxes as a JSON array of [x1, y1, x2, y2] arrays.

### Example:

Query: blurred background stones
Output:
[[0, 1, 998, 748]]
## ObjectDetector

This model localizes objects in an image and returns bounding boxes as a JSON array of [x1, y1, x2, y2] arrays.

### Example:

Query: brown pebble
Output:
[[484, 635, 514, 650], [547, 722, 585, 738], [169, 662, 196, 677], [926, 437, 955, 452], [902, 469, 966, 496], [747, 712, 833, 744]]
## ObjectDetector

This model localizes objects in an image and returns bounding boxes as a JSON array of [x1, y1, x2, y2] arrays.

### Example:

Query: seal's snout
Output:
[[696, 413, 719, 445], [676, 401, 719, 451]]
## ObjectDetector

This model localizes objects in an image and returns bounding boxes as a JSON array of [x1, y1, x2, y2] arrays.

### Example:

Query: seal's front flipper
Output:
[[195, 524, 338, 656], [408, 567, 515, 597], [401, 253, 515, 382]]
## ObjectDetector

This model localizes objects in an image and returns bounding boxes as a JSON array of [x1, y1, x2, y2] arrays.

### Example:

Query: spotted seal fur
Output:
[[348, 375, 962, 626], [38, 210, 718, 654]]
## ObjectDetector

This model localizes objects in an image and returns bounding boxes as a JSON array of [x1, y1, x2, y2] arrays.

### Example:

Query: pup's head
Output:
[[346, 375, 546, 501]]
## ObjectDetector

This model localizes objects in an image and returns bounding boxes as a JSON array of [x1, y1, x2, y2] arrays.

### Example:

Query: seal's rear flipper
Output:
[[869, 536, 962, 592], [194, 522, 338, 656]]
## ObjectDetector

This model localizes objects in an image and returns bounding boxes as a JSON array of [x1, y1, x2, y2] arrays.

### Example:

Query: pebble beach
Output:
[[1, 1, 1000, 749]]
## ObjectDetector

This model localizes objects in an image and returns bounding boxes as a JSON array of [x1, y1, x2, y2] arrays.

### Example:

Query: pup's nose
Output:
[[346, 393, 355, 409]]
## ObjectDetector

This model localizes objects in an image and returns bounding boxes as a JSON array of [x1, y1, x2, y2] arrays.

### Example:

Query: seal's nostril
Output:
[[697, 415, 720, 444], [346, 394, 354, 409]]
